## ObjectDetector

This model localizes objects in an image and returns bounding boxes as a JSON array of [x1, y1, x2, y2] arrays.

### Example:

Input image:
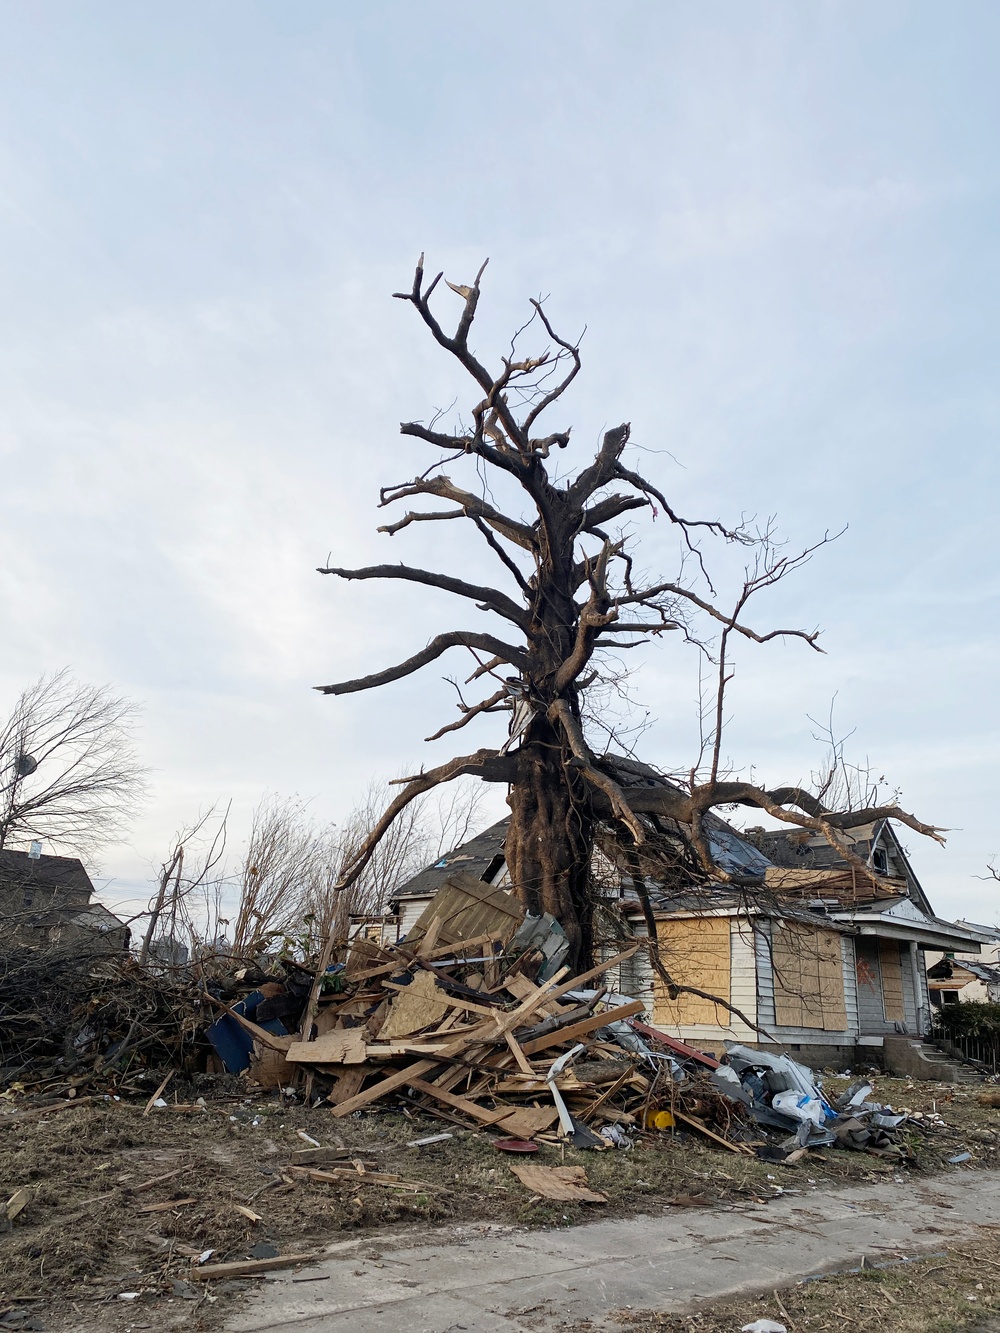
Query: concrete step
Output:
[[884, 1035, 985, 1083]]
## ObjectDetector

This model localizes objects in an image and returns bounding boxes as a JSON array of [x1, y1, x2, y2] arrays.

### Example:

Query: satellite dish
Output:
[[15, 754, 38, 778]]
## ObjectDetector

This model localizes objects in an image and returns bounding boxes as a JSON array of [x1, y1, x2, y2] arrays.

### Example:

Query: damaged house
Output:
[[387, 759, 986, 1071], [0, 848, 129, 954]]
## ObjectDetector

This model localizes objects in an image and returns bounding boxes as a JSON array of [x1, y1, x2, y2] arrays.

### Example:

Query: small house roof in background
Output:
[[0, 848, 95, 899]]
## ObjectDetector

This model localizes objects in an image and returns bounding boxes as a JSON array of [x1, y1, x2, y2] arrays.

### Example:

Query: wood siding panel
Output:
[[405, 873, 524, 947], [772, 923, 847, 1031], [653, 917, 731, 1026]]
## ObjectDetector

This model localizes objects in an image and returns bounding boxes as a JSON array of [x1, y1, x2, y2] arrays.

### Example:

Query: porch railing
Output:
[[932, 1024, 1000, 1074]]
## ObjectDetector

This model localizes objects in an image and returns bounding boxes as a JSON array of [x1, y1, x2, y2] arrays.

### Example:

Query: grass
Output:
[[1, 1071, 999, 1330]]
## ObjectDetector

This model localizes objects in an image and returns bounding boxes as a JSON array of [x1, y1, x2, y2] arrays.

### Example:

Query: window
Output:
[[872, 848, 888, 875], [941, 989, 961, 1005]]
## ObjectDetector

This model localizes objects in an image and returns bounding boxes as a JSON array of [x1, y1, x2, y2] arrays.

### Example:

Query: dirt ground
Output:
[[2, 1072, 999, 1332]]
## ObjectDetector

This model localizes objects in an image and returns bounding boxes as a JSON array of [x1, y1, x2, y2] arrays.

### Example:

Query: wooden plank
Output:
[[326, 1067, 368, 1106], [504, 1031, 536, 1076], [540, 945, 641, 1006], [520, 1001, 645, 1055], [142, 1071, 175, 1116], [289, 1166, 402, 1184], [672, 1110, 752, 1155], [381, 980, 501, 1020], [329, 972, 569, 1118], [404, 1076, 510, 1125], [627, 1020, 721, 1069], [137, 1197, 198, 1213], [347, 932, 508, 983], [285, 1029, 367, 1065], [191, 1253, 323, 1281]]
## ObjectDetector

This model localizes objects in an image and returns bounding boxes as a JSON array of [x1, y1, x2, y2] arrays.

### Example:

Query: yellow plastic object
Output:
[[644, 1109, 675, 1131]]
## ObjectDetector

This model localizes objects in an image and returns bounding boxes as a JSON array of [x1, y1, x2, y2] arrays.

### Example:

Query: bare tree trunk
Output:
[[507, 732, 594, 968]]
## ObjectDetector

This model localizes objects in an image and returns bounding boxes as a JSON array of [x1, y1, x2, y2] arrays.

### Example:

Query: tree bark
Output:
[[506, 724, 594, 970]]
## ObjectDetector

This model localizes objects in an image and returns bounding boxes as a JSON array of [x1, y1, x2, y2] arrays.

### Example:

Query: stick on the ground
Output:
[[142, 1070, 175, 1116]]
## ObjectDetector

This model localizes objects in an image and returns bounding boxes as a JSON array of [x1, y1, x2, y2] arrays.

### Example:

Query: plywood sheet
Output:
[[879, 939, 905, 1022], [772, 922, 846, 1030], [509, 1164, 607, 1203], [652, 917, 731, 1026], [285, 1028, 367, 1065]]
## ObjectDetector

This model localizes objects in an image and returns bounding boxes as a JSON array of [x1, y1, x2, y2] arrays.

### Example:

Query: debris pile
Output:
[[0, 870, 950, 1167], [714, 1045, 914, 1160], [205, 871, 729, 1145]]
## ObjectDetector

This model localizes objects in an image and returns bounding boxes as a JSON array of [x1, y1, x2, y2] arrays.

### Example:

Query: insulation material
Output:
[[652, 916, 731, 1026], [771, 922, 847, 1030]]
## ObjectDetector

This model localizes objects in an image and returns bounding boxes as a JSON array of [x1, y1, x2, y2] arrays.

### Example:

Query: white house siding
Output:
[[900, 943, 918, 1030], [395, 895, 431, 941]]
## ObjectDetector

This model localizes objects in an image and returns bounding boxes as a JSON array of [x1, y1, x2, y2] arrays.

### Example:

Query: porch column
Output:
[[908, 941, 928, 1036]]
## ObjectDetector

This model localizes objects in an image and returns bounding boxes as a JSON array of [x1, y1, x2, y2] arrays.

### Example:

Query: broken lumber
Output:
[[191, 1253, 324, 1281]]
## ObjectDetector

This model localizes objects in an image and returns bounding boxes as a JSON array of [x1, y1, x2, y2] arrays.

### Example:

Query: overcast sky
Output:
[[2, 2, 998, 924]]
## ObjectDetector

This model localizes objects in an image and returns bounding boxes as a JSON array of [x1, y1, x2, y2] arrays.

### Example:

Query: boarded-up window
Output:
[[653, 917, 731, 1026], [879, 940, 905, 1022], [772, 923, 847, 1031]]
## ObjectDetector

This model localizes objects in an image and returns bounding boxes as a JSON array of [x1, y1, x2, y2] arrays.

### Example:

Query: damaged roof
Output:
[[390, 818, 508, 903]]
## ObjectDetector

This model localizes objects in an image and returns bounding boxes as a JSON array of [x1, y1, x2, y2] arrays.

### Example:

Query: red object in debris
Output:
[[627, 1019, 721, 1070], [493, 1138, 539, 1153]]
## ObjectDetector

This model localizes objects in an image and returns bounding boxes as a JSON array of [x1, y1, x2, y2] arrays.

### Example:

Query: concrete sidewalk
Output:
[[227, 1169, 1000, 1333]]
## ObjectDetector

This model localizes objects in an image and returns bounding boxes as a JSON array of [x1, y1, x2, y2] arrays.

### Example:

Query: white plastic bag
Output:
[[771, 1089, 825, 1128], [740, 1321, 788, 1333]]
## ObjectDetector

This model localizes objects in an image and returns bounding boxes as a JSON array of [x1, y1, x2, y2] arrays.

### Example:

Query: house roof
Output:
[[928, 955, 1000, 985], [0, 849, 95, 900], [751, 820, 933, 915], [390, 818, 508, 904]]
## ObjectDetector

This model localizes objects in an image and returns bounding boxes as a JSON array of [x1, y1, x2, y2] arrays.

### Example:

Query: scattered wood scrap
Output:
[[509, 1163, 607, 1203], [191, 1253, 324, 1281]]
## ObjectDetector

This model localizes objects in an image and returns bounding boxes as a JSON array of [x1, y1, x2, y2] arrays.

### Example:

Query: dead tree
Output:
[[0, 669, 147, 860], [316, 258, 944, 969]]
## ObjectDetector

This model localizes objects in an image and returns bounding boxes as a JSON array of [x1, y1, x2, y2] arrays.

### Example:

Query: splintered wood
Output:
[[252, 872, 651, 1143]]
